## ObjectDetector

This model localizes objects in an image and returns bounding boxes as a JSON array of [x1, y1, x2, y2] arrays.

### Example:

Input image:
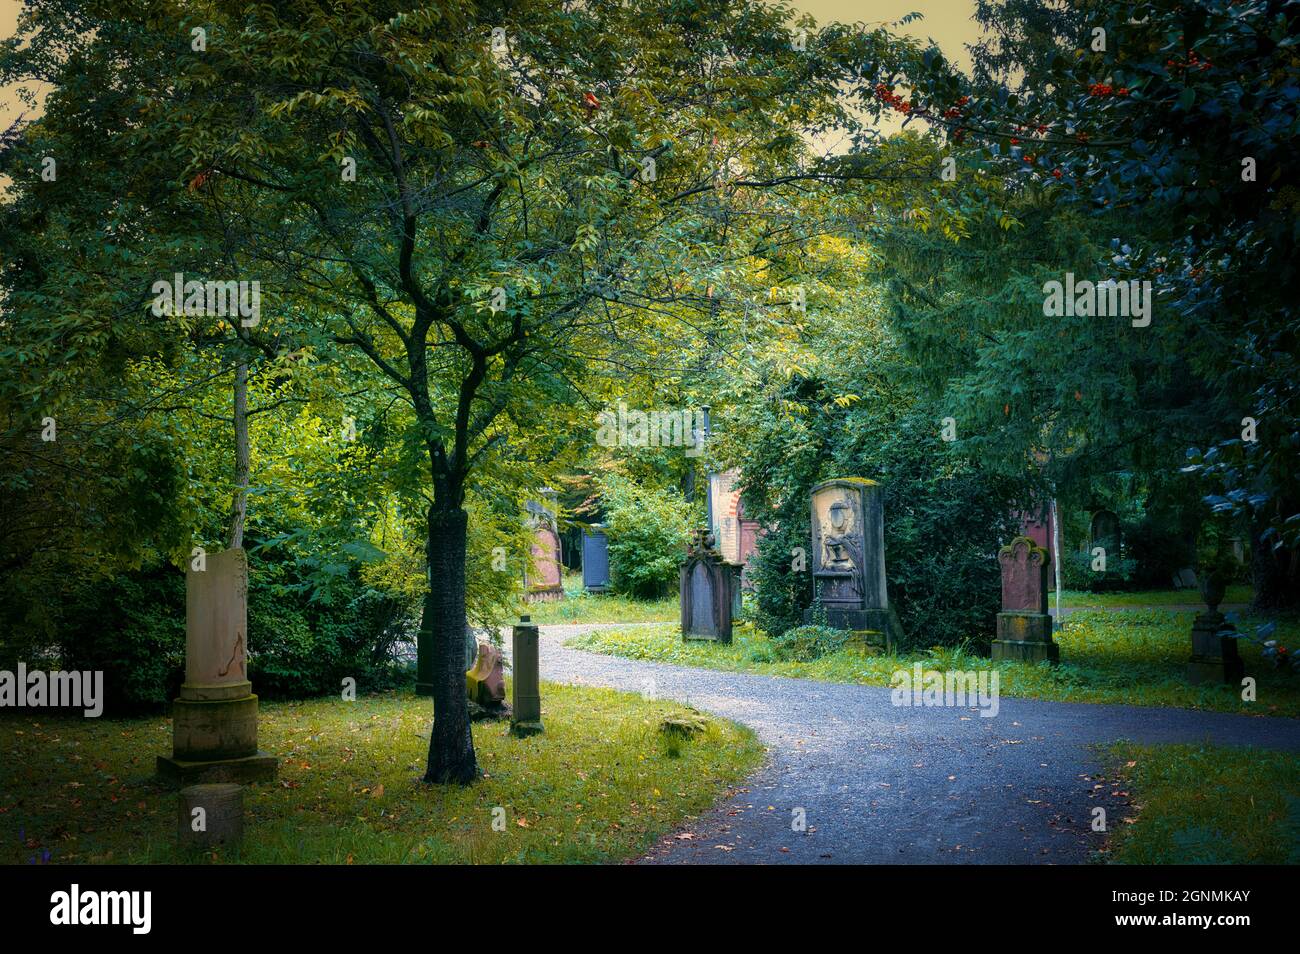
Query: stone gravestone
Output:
[[466, 640, 508, 717], [158, 548, 276, 785], [510, 616, 543, 736], [524, 497, 565, 602], [991, 537, 1060, 663], [804, 478, 900, 650], [1186, 578, 1245, 686], [1089, 509, 1121, 555], [680, 528, 734, 643], [581, 525, 610, 592]]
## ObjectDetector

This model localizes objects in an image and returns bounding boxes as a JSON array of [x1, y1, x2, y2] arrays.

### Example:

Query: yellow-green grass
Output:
[[519, 583, 677, 626], [568, 610, 1300, 716], [1097, 742, 1300, 864], [0, 682, 762, 865], [1059, 585, 1253, 607]]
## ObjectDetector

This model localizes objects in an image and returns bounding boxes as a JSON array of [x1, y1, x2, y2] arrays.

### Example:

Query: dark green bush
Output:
[[10, 556, 417, 714], [740, 408, 1026, 651], [602, 476, 693, 599]]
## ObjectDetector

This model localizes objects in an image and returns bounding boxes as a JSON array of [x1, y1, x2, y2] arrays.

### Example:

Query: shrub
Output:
[[601, 476, 693, 599], [771, 624, 850, 661]]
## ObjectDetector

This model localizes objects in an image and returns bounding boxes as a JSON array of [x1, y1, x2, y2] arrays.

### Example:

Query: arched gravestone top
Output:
[[998, 536, 1050, 614], [1090, 509, 1121, 551]]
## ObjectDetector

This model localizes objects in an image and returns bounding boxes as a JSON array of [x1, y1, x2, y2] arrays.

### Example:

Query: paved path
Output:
[[531, 623, 1300, 865]]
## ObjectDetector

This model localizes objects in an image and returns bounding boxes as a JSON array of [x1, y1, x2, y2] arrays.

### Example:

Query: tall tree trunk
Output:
[[421, 496, 478, 784], [227, 346, 250, 550]]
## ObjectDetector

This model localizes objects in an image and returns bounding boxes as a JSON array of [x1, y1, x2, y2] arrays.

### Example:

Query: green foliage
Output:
[[748, 521, 813, 638], [601, 476, 693, 599], [770, 624, 849, 662], [1059, 550, 1137, 592], [19, 555, 418, 713], [1101, 742, 1300, 865]]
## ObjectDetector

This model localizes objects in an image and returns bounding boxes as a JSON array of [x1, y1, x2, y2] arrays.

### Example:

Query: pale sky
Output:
[[0, 0, 980, 129]]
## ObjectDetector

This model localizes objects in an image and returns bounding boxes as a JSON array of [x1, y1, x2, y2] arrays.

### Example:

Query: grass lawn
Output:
[[567, 610, 1300, 717], [1058, 585, 1253, 607], [1, 682, 762, 865], [519, 573, 677, 626], [1097, 741, 1300, 864]]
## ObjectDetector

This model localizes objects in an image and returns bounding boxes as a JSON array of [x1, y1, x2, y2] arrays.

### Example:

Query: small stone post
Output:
[[511, 616, 543, 736], [178, 783, 243, 851]]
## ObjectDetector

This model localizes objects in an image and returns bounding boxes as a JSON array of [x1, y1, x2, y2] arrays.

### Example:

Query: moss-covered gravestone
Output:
[[157, 548, 277, 785], [991, 537, 1059, 664], [680, 528, 735, 643], [803, 478, 901, 651], [523, 495, 565, 603]]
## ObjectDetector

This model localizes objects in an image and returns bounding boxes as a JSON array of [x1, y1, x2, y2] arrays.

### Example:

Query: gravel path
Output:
[[528, 623, 1300, 865]]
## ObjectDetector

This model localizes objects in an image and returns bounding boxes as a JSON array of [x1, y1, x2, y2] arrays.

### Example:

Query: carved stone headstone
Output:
[[680, 529, 734, 643], [991, 537, 1059, 663], [466, 640, 506, 708], [524, 496, 565, 602], [803, 478, 900, 649], [158, 548, 276, 785]]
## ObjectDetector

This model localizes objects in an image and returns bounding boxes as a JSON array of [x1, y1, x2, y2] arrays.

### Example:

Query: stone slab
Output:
[[157, 752, 277, 787]]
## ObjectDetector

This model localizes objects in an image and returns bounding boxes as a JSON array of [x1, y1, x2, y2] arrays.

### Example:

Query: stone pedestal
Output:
[[991, 537, 1060, 664], [157, 549, 276, 786], [177, 783, 244, 850], [680, 529, 735, 643], [1186, 611, 1245, 685], [803, 478, 901, 650], [510, 617, 543, 736]]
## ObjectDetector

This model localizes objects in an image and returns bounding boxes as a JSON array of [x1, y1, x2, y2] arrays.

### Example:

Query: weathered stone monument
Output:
[[581, 524, 610, 592], [1186, 575, 1244, 685], [524, 496, 564, 602], [177, 783, 243, 851], [680, 528, 735, 643], [510, 616, 543, 736], [466, 640, 508, 718], [991, 536, 1060, 663], [158, 548, 276, 785], [804, 478, 900, 650]]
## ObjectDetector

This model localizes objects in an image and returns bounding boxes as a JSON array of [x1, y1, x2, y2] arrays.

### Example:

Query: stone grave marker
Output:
[[157, 548, 276, 785], [991, 536, 1060, 663], [680, 528, 735, 643], [803, 478, 900, 650]]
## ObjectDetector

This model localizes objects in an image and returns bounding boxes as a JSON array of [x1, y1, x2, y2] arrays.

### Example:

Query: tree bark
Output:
[[227, 347, 250, 550], [421, 497, 478, 784]]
